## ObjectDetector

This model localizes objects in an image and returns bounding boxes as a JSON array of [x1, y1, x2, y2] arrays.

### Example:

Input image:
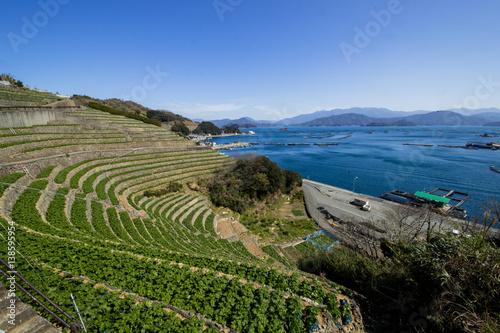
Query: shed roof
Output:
[[415, 191, 450, 203]]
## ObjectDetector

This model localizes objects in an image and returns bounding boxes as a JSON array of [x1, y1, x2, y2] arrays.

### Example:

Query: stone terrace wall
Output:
[[0, 109, 79, 127]]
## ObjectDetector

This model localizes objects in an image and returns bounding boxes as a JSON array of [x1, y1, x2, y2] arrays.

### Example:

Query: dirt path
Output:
[[216, 216, 237, 239], [216, 216, 268, 259]]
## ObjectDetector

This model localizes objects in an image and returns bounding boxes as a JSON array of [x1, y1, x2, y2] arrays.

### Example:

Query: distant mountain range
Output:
[[206, 107, 500, 128]]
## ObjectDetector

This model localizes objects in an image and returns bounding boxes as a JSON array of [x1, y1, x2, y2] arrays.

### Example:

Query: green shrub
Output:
[[292, 208, 305, 216], [170, 122, 190, 136], [300, 231, 500, 333], [146, 109, 189, 123], [192, 121, 222, 135], [222, 126, 241, 134], [208, 155, 302, 213]]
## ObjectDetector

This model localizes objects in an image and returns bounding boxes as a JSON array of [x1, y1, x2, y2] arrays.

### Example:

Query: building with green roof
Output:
[[415, 191, 450, 204]]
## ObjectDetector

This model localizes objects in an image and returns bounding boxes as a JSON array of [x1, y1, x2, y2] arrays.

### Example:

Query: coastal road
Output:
[[301, 179, 473, 244], [302, 179, 393, 225]]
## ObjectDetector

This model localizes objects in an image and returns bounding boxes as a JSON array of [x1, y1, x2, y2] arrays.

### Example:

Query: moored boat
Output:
[[466, 141, 500, 149]]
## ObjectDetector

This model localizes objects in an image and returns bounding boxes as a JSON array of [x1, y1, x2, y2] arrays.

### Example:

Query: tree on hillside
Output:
[[147, 109, 190, 123], [222, 126, 241, 134], [208, 154, 302, 213], [1, 73, 24, 87], [193, 122, 222, 135], [171, 122, 190, 136]]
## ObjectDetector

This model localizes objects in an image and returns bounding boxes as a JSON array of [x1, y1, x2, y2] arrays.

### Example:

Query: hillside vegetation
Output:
[[207, 154, 302, 214], [298, 209, 500, 333], [72, 94, 194, 125], [0, 93, 363, 332], [0, 86, 62, 107]]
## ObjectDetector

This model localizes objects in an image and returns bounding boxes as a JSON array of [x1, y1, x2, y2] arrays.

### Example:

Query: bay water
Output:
[[209, 126, 500, 220]]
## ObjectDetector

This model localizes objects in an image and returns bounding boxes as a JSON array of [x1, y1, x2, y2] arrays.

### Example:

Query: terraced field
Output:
[[0, 86, 62, 107], [0, 105, 363, 332]]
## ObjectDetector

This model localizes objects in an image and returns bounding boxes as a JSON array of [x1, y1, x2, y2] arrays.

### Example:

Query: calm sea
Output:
[[209, 126, 500, 220]]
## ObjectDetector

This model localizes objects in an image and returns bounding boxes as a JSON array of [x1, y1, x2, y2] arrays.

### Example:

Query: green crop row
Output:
[[79, 151, 218, 192], [148, 218, 181, 250], [0, 228, 221, 332], [22, 140, 133, 153], [94, 156, 227, 200], [0, 132, 121, 138], [106, 207, 134, 244], [45, 187, 74, 231], [0, 172, 25, 197], [262, 245, 294, 268], [57, 150, 199, 185], [10, 179, 63, 236], [163, 195, 190, 222], [90, 201, 119, 241], [117, 163, 231, 196], [194, 209, 209, 234], [133, 218, 160, 247], [36, 165, 57, 178], [119, 211, 150, 246], [70, 193, 97, 235], [205, 214, 217, 237], [0, 136, 125, 149], [9, 194, 344, 309], [180, 202, 204, 233]]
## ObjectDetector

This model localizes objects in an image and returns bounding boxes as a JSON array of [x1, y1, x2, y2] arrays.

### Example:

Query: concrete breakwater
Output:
[[262, 142, 339, 146], [211, 142, 252, 150], [402, 143, 433, 147], [214, 141, 341, 149]]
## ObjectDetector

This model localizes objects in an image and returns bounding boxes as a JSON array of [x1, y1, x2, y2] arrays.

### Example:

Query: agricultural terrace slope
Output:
[[72, 94, 198, 127], [0, 104, 364, 332], [0, 85, 62, 107]]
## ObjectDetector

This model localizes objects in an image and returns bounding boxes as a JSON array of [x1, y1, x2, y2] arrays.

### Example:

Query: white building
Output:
[[0, 80, 12, 87]]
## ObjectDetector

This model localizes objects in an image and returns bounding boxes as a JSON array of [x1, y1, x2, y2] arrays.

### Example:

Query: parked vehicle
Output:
[[351, 197, 371, 212]]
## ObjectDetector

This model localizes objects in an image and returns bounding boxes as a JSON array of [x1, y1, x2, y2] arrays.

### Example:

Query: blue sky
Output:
[[2, 0, 500, 120]]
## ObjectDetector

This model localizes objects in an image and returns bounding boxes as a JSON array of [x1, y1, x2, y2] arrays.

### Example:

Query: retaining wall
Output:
[[0, 109, 78, 127]]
